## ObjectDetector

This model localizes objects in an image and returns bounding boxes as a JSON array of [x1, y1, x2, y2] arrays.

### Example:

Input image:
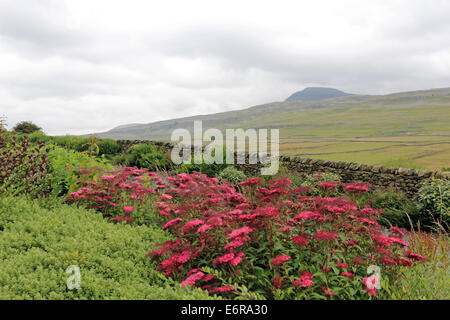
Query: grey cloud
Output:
[[0, 0, 449, 134]]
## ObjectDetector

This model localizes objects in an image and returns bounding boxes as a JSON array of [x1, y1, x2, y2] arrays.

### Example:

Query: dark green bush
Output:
[[0, 196, 217, 300], [52, 136, 89, 153], [97, 139, 120, 155], [116, 143, 172, 171], [368, 189, 421, 229], [416, 179, 450, 231], [12, 121, 41, 134], [176, 147, 232, 177], [27, 131, 51, 144]]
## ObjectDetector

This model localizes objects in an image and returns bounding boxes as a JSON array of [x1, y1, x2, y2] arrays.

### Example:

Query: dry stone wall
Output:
[[276, 156, 449, 198]]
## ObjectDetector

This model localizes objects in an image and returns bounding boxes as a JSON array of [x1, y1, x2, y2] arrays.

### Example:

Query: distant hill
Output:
[[95, 87, 450, 141], [93, 87, 450, 169], [285, 87, 351, 102]]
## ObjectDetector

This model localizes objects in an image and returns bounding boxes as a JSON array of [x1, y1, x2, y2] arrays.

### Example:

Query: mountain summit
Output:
[[285, 87, 351, 102]]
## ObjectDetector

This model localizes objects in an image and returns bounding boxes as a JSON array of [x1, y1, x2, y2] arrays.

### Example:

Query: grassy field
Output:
[[243, 104, 450, 170]]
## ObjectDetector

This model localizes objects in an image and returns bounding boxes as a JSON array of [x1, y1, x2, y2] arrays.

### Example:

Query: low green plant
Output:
[[51, 136, 89, 153], [47, 146, 112, 196], [366, 189, 421, 229], [0, 131, 52, 197], [115, 143, 172, 171], [300, 172, 342, 187], [0, 196, 217, 300], [176, 147, 232, 177], [217, 166, 247, 186], [416, 179, 450, 231], [384, 230, 449, 299], [276, 166, 305, 187]]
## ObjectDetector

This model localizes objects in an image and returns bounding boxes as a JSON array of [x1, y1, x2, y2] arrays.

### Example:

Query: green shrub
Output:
[[27, 131, 51, 144], [269, 169, 342, 188], [176, 147, 232, 177], [120, 143, 172, 171], [51, 136, 89, 153], [416, 179, 450, 231], [47, 146, 112, 196], [217, 166, 247, 185], [367, 189, 421, 229], [383, 230, 449, 299], [111, 153, 131, 166], [12, 121, 41, 134], [97, 139, 120, 155], [300, 172, 342, 187], [276, 166, 305, 187], [0, 196, 217, 300]]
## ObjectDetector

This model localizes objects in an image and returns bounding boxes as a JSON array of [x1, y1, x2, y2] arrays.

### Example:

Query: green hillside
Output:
[[96, 87, 450, 170]]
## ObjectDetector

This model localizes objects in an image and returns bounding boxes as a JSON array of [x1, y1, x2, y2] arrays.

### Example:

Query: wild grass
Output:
[[385, 230, 449, 300]]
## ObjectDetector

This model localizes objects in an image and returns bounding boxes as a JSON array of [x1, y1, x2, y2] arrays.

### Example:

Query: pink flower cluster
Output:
[[69, 168, 423, 299]]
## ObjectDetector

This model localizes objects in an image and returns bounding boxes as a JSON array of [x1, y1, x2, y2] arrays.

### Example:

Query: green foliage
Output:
[[276, 166, 305, 187], [300, 172, 342, 187], [115, 143, 172, 171], [383, 158, 427, 170], [367, 189, 421, 229], [384, 230, 449, 300], [0, 114, 7, 130], [47, 146, 112, 196], [27, 131, 52, 144], [176, 147, 232, 177], [82, 136, 100, 156], [12, 121, 41, 134], [265, 169, 342, 189], [97, 139, 120, 156], [49, 136, 121, 157], [217, 166, 247, 185], [51, 136, 89, 153], [0, 196, 216, 300], [416, 179, 450, 230], [147, 173, 416, 300]]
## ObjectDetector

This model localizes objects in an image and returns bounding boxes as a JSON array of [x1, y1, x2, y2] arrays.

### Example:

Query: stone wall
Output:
[[113, 140, 449, 197], [276, 156, 449, 198]]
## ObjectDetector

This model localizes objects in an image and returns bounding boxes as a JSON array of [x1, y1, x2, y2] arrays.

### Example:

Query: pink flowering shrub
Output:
[[67, 168, 426, 299], [145, 172, 425, 299], [66, 166, 166, 225]]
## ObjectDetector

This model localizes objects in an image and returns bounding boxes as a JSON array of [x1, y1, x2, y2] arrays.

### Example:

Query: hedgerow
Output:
[[0, 196, 216, 300]]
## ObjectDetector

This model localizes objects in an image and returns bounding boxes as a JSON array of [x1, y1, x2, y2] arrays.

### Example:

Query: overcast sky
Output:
[[1, 0, 449, 135]]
